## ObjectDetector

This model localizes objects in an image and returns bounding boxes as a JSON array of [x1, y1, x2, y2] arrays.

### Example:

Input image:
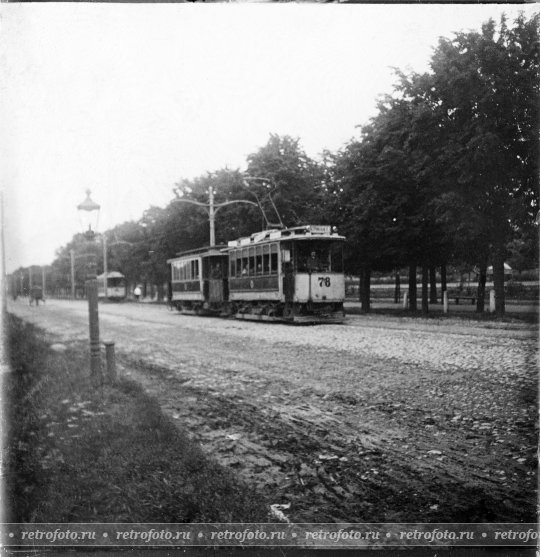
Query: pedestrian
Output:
[[29, 285, 43, 306], [134, 285, 142, 302]]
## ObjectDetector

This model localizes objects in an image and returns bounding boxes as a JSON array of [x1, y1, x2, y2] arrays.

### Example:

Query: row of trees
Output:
[[12, 14, 539, 315]]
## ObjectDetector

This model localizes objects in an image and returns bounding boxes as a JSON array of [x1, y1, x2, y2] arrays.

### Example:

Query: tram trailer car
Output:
[[167, 246, 229, 315], [168, 225, 346, 324], [97, 271, 127, 301]]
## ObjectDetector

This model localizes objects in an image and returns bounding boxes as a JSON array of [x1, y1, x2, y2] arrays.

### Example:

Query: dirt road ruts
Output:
[[9, 298, 537, 522]]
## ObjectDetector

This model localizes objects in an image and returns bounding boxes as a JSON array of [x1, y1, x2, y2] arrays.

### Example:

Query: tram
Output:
[[168, 225, 345, 323], [97, 271, 127, 301]]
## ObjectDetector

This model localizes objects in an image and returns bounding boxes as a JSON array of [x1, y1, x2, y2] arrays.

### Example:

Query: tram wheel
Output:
[[282, 305, 294, 319]]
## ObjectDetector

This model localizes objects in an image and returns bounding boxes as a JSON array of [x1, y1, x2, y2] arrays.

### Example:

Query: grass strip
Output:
[[4, 314, 269, 523]]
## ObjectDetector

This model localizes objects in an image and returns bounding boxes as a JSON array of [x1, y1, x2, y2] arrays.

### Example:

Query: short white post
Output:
[[489, 289, 496, 313], [402, 291, 408, 310], [443, 290, 448, 314]]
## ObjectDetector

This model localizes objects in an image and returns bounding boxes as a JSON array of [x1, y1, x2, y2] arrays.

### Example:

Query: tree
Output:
[[334, 92, 453, 312], [419, 13, 540, 315], [245, 134, 326, 227]]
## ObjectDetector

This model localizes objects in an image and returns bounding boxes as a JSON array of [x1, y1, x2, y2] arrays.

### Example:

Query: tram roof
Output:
[[227, 225, 344, 248], [167, 244, 228, 263], [97, 271, 125, 279]]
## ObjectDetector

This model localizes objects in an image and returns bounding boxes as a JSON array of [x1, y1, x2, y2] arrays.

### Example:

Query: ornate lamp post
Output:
[[77, 189, 101, 385]]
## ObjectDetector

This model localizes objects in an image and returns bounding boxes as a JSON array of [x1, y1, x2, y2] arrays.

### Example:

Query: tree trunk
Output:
[[408, 264, 417, 312], [476, 259, 487, 313], [421, 264, 429, 314], [360, 266, 371, 312], [440, 264, 447, 294], [429, 266, 437, 304], [492, 247, 506, 316], [394, 272, 401, 304]]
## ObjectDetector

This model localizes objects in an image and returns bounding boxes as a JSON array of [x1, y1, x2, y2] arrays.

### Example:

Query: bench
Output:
[[454, 296, 476, 305]]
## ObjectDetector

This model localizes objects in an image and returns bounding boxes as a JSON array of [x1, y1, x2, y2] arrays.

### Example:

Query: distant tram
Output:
[[97, 271, 127, 301], [167, 225, 345, 324]]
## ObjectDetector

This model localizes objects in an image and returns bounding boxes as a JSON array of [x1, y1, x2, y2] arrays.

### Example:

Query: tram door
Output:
[[282, 244, 295, 303], [205, 255, 228, 303]]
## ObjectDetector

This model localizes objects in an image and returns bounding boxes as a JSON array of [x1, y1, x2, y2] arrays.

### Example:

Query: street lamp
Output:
[[77, 189, 101, 386]]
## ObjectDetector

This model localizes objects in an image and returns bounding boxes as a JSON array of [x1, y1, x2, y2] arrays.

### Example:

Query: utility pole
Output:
[[208, 187, 216, 247], [42, 267, 46, 298], [1, 192, 6, 314], [173, 186, 257, 247], [102, 234, 108, 294], [70, 249, 75, 299]]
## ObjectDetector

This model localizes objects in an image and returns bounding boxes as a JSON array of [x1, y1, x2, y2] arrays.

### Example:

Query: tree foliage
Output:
[[15, 15, 538, 315]]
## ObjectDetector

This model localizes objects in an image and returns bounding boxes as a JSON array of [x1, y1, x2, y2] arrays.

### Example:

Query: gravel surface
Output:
[[9, 298, 538, 523]]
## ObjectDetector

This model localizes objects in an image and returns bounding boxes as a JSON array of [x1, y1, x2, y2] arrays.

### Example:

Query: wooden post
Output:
[[443, 290, 448, 314], [489, 289, 496, 313], [104, 341, 116, 383]]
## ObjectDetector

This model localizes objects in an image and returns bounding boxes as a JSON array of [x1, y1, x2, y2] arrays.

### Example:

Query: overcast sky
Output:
[[0, 3, 536, 272]]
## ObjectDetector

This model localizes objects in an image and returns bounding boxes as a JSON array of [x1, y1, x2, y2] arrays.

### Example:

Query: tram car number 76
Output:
[[167, 225, 346, 324]]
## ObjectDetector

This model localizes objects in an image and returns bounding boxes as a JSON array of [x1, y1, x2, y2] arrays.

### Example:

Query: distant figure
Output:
[[134, 285, 142, 302], [29, 285, 43, 306]]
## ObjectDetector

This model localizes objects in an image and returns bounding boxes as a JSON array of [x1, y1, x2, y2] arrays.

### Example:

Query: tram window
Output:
[[249, 247, 255, 275], [330, 243, 344, 272], [271, 244, 278, 274], [241, 249, 249, 276], [230, 256, 236, 277], [262, 245, 270, 274], [297, 242, 330, 273], [255, 246, 263, 275], [195, 259, 199, 279]]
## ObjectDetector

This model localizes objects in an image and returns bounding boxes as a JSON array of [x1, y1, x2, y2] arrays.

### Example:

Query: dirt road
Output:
[[9, 298, 537, 523]]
